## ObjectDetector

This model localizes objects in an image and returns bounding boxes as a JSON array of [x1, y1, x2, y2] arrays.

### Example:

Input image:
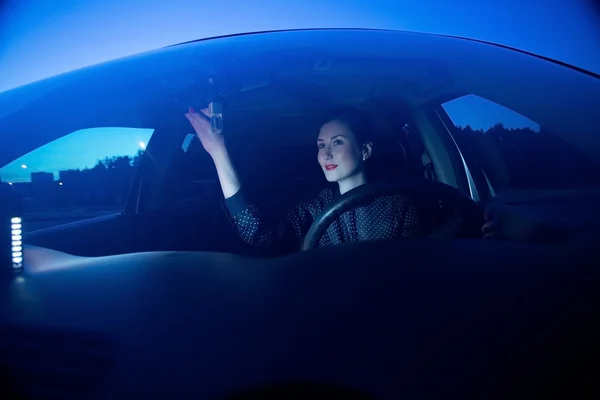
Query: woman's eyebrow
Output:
[[317, 134, 348, 142]]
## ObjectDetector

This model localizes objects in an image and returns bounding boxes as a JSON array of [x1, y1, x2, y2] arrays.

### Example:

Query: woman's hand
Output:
[[481, 204, 535, 240], [481, 203, 574, 243], [481, 217, 498, 240], [184, 106, 240, 198], [184, 107, 226, 157]]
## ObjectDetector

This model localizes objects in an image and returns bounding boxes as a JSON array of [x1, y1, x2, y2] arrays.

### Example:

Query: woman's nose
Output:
[[323, 149, 333, 160]]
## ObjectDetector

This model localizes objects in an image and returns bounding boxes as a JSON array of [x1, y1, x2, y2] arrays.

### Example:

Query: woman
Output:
[[185, 105, 423, 250]]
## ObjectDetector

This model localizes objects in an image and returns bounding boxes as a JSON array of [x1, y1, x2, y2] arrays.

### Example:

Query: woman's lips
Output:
[[325, 164, 338, 171]]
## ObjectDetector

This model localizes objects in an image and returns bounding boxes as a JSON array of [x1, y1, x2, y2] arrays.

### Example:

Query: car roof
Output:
[[1, 28, 599, 167]]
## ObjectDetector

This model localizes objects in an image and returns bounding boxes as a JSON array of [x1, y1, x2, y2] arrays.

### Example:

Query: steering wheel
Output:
[[301, 181, 485, 251]]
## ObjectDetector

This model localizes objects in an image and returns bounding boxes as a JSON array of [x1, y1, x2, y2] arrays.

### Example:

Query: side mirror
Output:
[[0, 183, 24, 274]]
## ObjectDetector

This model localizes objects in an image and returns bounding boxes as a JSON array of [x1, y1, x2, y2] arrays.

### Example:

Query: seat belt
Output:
[[422, 152, 437, 180]]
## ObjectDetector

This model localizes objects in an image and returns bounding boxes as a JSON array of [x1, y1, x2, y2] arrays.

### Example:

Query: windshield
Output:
[[1, 29, 599, 257]]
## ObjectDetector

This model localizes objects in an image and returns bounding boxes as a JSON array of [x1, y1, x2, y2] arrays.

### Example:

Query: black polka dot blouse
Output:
[[225, 186, 423, 250]]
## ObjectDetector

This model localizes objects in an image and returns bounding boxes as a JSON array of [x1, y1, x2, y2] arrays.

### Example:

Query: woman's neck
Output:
[[337, 171, 368, 195]]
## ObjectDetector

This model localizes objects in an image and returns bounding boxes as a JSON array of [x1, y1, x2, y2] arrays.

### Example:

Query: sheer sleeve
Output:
[[224, 189, 322, 249]]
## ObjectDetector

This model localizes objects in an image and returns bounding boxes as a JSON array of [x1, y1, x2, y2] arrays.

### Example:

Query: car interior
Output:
[[131, 93, 487, 258], [21, 77, 482, 257], [2, 30, 600, 399], [14, 37, 600, 259]]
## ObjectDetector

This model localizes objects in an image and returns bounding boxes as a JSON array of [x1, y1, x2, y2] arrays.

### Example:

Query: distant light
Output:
[[8, 182, 12, 185], [139, 141, 146, 150], [59, 182, 63, 186], [21, 164, 27, 169]]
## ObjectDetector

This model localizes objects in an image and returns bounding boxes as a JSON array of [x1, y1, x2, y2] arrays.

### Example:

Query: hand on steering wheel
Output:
[[301, 181, 485, 251]]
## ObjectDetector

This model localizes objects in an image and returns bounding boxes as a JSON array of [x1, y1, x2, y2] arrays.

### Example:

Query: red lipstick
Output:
[[325, 164, 338, 171]]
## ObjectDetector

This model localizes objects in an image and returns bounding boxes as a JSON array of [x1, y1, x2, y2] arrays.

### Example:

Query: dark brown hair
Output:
[[322, 106, 375, 146]]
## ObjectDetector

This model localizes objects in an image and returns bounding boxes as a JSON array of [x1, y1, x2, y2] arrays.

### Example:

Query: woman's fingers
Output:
[[481, 219, 504, 240], [186, 111, 208, 130], [482, 220, 495, 233], [483, 205, 499, 222], [185, 106, 226, 155], [188, 106, 210, 118]]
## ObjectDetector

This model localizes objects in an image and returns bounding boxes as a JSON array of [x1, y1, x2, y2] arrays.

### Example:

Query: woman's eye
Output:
[[333, 139, 344, 146], [317, 143, 326, 149]]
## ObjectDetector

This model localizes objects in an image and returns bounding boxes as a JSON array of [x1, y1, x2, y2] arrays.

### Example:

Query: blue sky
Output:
[[1, 0, 598, 92], [0, 128, 154, 183], [0, 0, 598, 182]]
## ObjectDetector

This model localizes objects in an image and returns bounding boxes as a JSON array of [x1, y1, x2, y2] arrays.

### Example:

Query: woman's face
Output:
[[317, 120, 365, 182]]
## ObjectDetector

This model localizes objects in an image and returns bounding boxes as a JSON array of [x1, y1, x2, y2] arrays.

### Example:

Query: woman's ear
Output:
[[362, 141, 373, 161]]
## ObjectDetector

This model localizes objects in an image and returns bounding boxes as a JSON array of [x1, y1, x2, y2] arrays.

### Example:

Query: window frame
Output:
[[436, 94, 600, 201], [431, 103, 492, 202], [412, 103, 478, 200], [0, 126, 156, 232], [127, 126, 190, 215]]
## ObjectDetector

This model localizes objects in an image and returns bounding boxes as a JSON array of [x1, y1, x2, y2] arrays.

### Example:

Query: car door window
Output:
[[442, 95, 600, 196], [0, 127, 154, 233]]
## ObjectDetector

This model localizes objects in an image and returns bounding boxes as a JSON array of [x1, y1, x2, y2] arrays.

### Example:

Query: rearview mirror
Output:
[[208, 101, 224, 135], [0, 183, 24, 274]]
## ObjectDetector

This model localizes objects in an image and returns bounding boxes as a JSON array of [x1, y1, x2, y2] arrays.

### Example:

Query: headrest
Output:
[[367, 135, 409, 182]]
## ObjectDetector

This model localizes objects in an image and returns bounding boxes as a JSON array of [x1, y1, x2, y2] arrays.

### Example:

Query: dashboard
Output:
[[1, 238, 599, 399]]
